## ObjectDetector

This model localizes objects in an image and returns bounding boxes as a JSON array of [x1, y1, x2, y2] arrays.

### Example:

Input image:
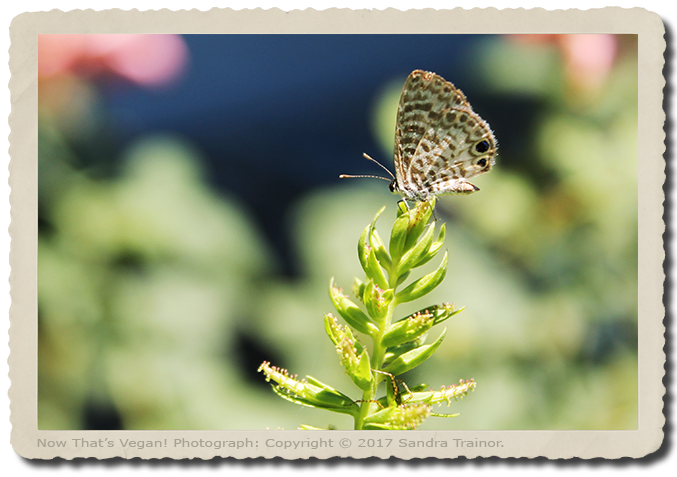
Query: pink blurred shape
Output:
[[560, 34, 617, 91], [39, 34, 189, 87], [509, 34, 618, 91]]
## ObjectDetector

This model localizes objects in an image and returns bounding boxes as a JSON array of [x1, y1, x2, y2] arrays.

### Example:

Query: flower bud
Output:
[[258, 362, 358, 416], [329, 279, 377, 335]]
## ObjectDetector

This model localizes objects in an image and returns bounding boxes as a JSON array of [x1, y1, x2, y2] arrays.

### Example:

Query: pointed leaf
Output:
[[389, 213, 410, 265], [395, 251, 448, 304], [371, 229, 392, 271], [351, 349, 373, 391], [357, 224, 370, 275], [413, 223, 446, 268], [383, 328, 447, 376], [365, 247, 389, 290], [395, 270, 411, 288], [358, 206, 386, 274], [353, 277, 366, 303], [397, 222, 435, 273]]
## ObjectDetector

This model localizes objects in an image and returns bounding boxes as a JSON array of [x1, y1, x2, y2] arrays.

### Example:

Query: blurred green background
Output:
[[38, 34, 637, 430]]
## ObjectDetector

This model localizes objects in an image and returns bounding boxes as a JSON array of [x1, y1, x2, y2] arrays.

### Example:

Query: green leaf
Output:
[[271, 379, 358, 416], [358, 206, 386, 276], [435, 221, 446, 245], [382, 338, 427, 368], [362, 423, 393, 430], [383, 328, 448, 376], [396, 222, 435, 274], [396, 200, 409, 216], [413, 223, 445, 268], [389, 213, 410, 265], [353, 277, 366, 303], [352, 349, 373, 391], [357, 224, 370, 275], [395, 270, 411, 288], [394, 251, 448, 304], [370, 229, 392, 271], [365, 247, 389, 290]]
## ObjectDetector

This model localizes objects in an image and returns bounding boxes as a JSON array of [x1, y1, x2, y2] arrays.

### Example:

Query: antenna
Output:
[[339, 153, 395, 181]]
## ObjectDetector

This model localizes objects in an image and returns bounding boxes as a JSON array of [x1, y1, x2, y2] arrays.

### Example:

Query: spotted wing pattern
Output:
[[394, 70, 497, 201]]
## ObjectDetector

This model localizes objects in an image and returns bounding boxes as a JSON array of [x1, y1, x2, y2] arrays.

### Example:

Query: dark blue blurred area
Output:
[[102, 35, 505, 276]]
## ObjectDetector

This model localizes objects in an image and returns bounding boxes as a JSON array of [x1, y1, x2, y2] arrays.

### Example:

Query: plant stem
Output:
[[353, 266, 401, 430]]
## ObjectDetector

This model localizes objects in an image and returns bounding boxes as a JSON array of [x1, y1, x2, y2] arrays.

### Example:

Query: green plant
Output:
[[259, 198, 476, 429]]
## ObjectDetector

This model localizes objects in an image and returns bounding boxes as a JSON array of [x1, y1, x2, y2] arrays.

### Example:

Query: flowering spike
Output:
[[261, 198, 477, 430]]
